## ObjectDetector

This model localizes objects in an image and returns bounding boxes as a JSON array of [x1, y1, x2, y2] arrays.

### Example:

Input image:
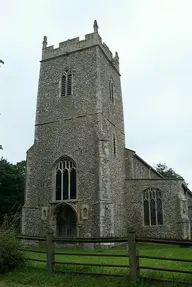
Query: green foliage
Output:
[[0, 269, 184, 287], [0, 268, 150, 287], [155, 163, 184, 180], [0, 227, 26, 273], [0, 158, 26, 223]]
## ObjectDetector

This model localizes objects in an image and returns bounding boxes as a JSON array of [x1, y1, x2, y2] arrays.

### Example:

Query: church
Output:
[[22, 21, 191, 239]]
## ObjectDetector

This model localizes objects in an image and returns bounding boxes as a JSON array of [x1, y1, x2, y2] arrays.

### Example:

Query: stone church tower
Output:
[[22, 21, 126, 238]]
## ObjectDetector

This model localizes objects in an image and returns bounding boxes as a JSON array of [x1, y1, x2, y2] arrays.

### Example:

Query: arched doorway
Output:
[[56, 205, 77, 237]]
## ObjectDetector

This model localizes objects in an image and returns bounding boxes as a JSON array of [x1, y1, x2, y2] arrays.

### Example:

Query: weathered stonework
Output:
[[22, 21, 125, 238], [22, 21, 191, 240], [125, 179, 190, 239]]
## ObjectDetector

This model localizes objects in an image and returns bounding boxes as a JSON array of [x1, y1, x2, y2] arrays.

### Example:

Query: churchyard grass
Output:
[[0, 268, 183, 287], [0, 244, 191, 286]]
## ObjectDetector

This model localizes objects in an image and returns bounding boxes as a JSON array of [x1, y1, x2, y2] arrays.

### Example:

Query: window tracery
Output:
[[56, 159, 76, 200], [143, 188, 163, 226]]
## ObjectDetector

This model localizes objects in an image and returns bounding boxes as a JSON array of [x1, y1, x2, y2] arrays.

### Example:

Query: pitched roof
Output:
[[125, 148, 164, 178], [125, 148, 192, 195]]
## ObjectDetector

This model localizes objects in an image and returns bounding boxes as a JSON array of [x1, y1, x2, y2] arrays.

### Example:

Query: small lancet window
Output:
[[67, 72, 72, 96], [61, 74, 66, 97], [55, 158, 77, 200], [109, 79, 114, 103], [143, 188, 163, 226], [113, 133, 116, 155], [61, 71, 73, 97]]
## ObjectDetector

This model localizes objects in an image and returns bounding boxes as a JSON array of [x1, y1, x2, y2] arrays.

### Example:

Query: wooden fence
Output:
[[17, 230, 192, 284]]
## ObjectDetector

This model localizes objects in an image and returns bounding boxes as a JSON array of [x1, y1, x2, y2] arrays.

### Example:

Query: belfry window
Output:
[[61, 71, 72, 97], [109, 79, 114, 103], [55, 159, 77, 200], [143, 188, 163, 226]]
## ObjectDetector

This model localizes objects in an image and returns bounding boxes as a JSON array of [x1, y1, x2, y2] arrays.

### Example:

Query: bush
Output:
[[0, 228, 26, 273]]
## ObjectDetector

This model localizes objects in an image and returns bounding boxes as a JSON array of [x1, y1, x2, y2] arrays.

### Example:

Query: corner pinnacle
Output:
[[93, 20, 99, 33]]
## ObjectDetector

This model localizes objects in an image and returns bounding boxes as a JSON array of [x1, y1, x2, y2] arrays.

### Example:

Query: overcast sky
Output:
[[0, 0, 192, 187]]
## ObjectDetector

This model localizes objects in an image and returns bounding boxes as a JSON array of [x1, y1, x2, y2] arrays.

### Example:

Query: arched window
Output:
[[143, 188, 163, 226], [55, 158, 77, 200], [61, 71, 72, 97]]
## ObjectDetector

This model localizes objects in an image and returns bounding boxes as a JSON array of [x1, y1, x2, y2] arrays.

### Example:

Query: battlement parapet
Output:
[[41, 21, 119, 71]]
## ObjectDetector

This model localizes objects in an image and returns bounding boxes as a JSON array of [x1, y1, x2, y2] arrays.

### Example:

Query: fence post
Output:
[[128, 227, 139, 282], [46, 229, 55, 273]]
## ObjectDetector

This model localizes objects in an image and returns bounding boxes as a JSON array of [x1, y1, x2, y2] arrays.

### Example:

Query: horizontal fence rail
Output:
[[54, 252, 128, 257], [140, 266, 192, 274], [136, 237, 192, 246], [25, 258, 47, 263], [54, 237, 127, 243], [55, 261, 129, 268], [19, 248, 46, 254], [18, 230, 192, 284], [139, 255, 192, 263], [17, 235, 46, 241]]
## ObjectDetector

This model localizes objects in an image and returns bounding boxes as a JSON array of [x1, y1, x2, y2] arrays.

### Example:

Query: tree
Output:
[[0, 59, 4, 66], [0, 60, 3, 147], [0, 113, 2, 149], [155, 162, 186, 183], [0, 158, 26, 223]]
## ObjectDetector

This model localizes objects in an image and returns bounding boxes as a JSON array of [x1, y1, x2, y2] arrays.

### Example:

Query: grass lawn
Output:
[[0, 243, 191, 287], [0, 267, 186, 287]]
